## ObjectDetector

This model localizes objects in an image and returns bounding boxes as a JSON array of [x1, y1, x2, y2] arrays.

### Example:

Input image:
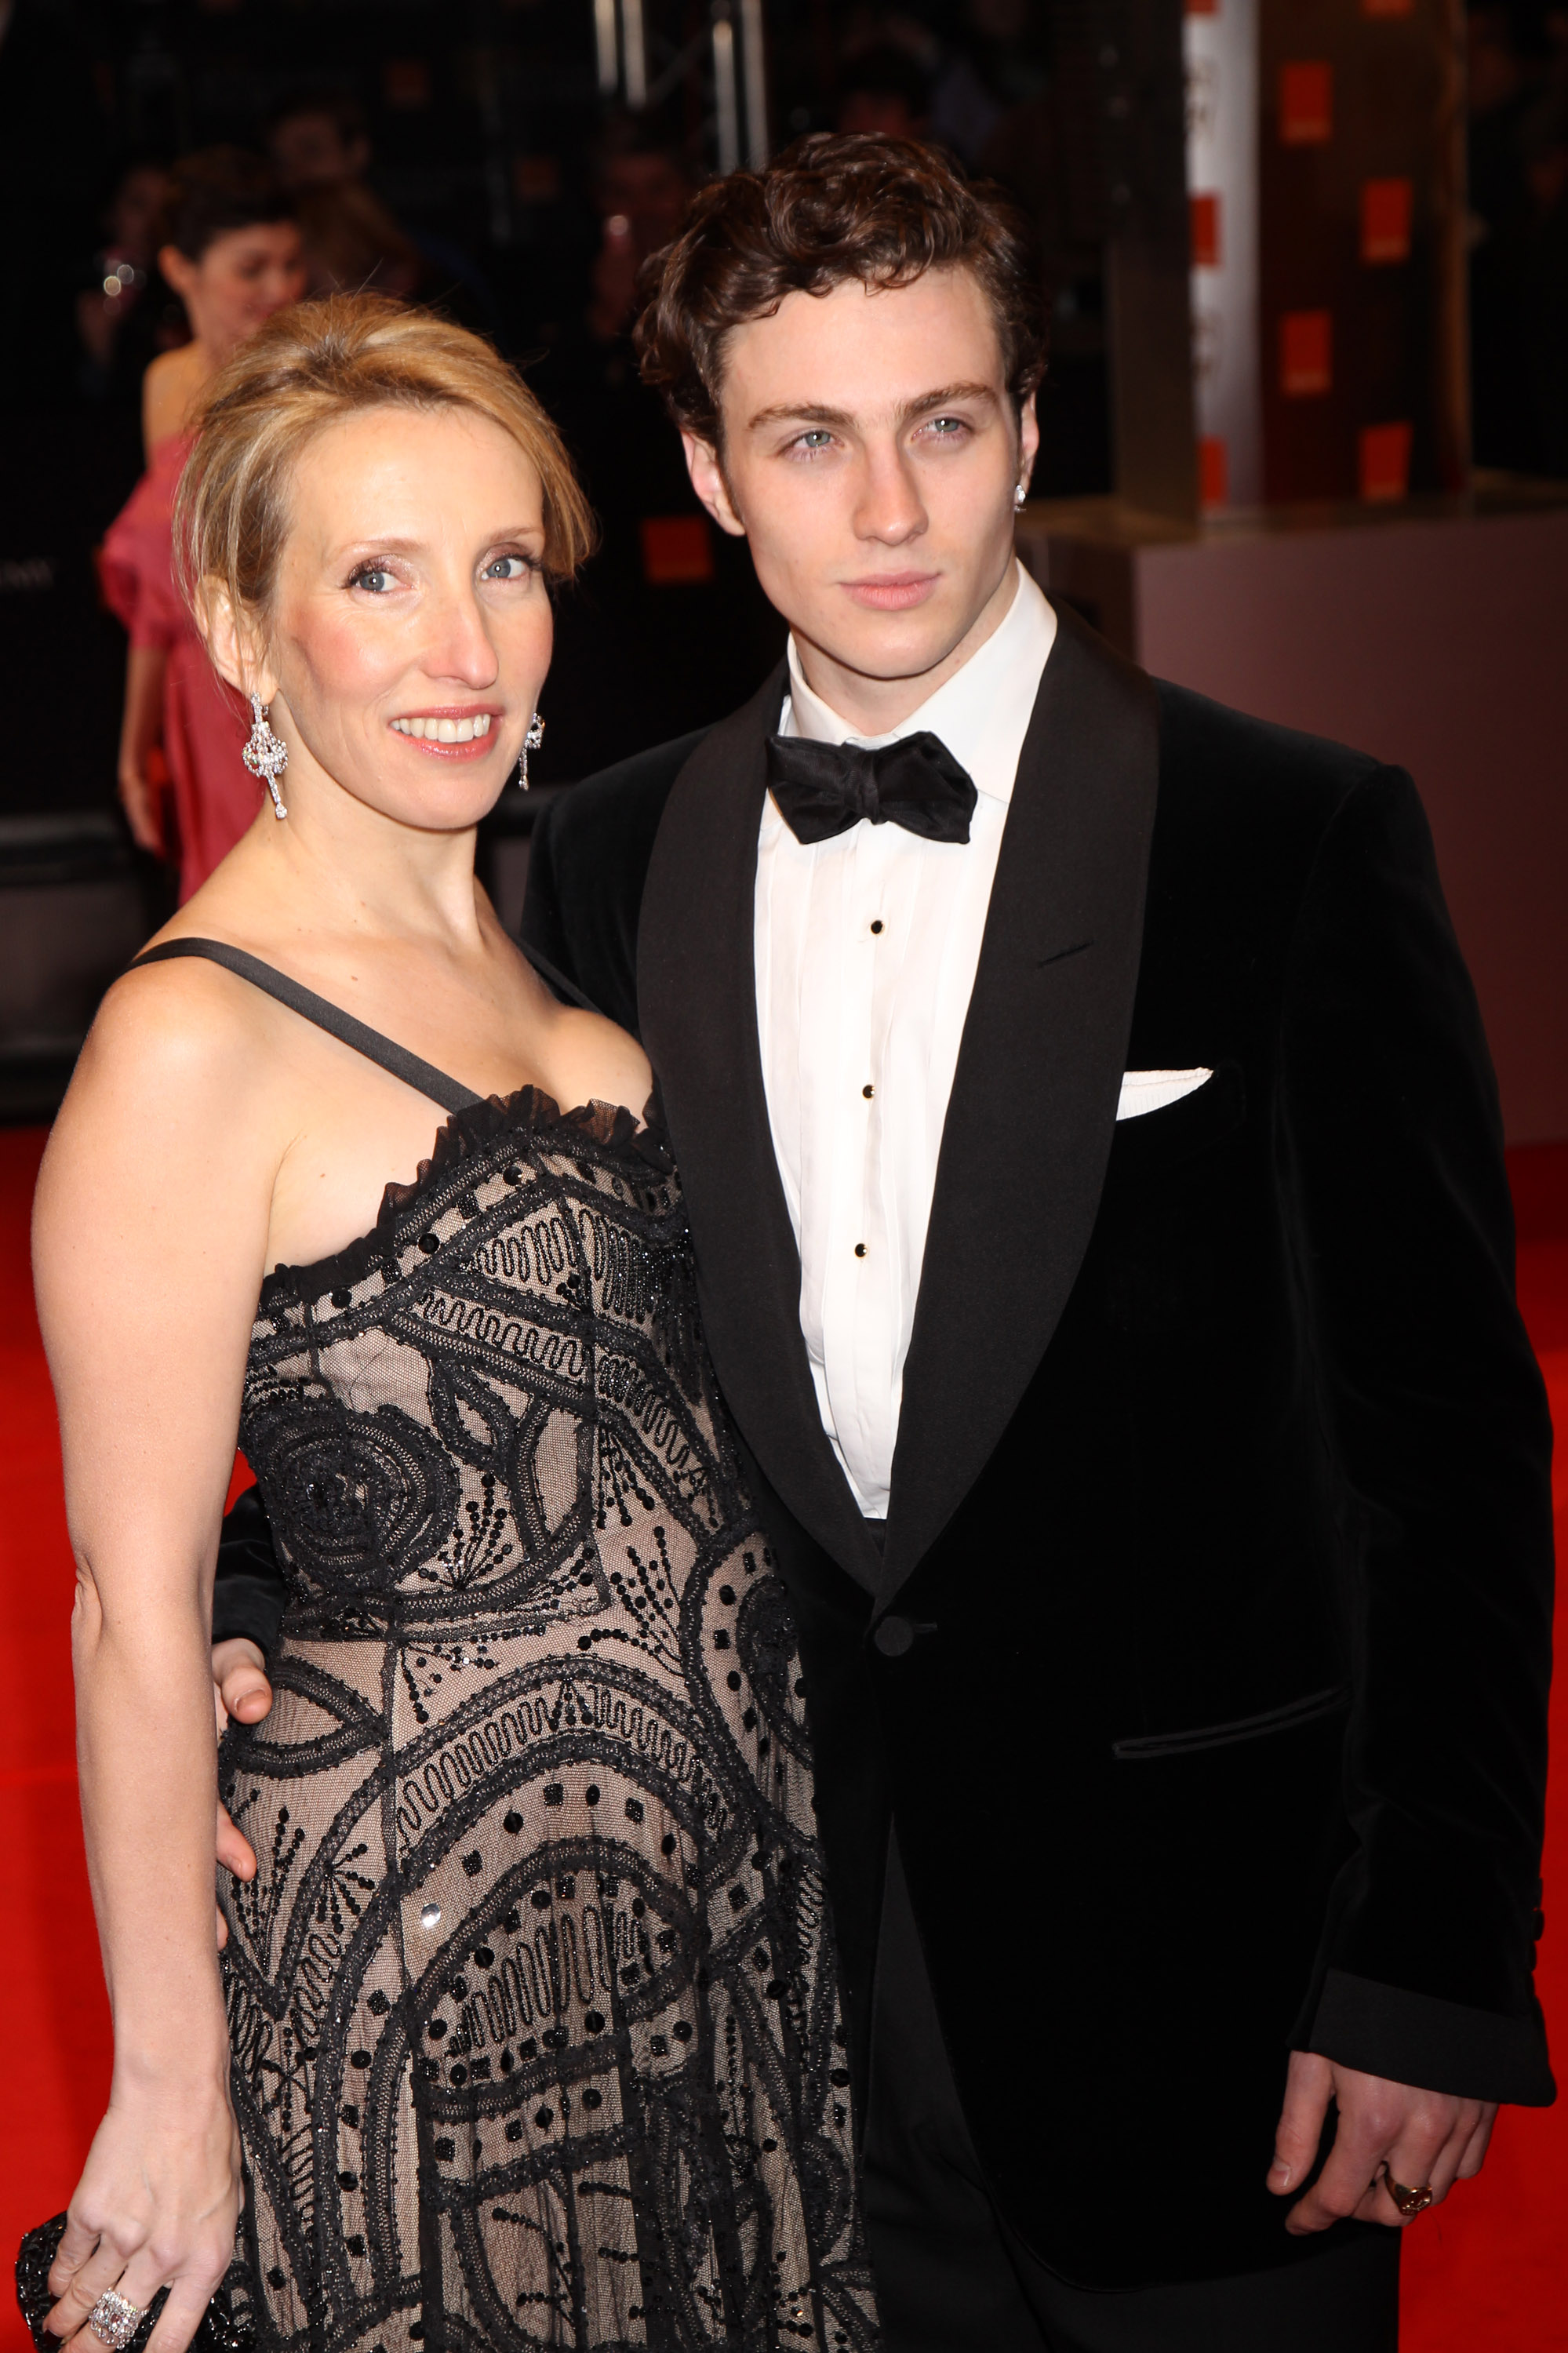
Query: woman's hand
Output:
[[45, 2082, 242, 2353], [118, 753, 166, 856], [118, 646, 169, 855]]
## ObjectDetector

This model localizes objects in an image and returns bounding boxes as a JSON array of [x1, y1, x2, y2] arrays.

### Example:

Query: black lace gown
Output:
[[140, 944, 878, 2353]]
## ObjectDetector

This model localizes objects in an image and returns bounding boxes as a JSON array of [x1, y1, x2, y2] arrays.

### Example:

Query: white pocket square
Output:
[[1116, 1067, 1213, 1120]]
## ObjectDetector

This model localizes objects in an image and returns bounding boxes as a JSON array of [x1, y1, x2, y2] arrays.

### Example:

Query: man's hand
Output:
[[210, 1640, 272, 1948], [213, 1637, 273, 1732], [1269, 2051, 1497, 2231]]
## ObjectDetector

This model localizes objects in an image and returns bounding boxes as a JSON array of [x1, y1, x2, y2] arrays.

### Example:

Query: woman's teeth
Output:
[[391, 714, 493, 743]]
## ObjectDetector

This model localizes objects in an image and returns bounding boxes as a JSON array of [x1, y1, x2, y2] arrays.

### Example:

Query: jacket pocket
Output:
[[1101, 1057, 1246, 1191], [1111, 1682, 1349, 1761]]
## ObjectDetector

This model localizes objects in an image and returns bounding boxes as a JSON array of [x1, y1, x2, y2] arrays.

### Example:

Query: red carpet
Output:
[[1, 1126, 1563, 2347]]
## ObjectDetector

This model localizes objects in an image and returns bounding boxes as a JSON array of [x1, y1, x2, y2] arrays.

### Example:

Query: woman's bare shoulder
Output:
[[34, 948, 286, 1289], [63, 944, 274, 1134], [142, 344, 205, 453]]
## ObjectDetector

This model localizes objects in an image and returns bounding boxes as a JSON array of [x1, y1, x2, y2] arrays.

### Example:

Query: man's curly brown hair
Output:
[[634, 133, 1046, 446]]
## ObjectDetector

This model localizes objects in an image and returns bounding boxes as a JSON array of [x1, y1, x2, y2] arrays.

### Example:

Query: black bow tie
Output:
[[765, 729, 978, 847]]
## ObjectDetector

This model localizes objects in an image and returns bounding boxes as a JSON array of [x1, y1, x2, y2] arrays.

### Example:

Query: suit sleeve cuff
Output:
[[1305, 1968, 1555, 2106], [211, 1487, 286, 1660], [210, 1571, 286, 1659]]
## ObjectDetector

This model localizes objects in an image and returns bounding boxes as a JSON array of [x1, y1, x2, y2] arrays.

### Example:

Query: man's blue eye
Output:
[[799, 431, 833, 450]]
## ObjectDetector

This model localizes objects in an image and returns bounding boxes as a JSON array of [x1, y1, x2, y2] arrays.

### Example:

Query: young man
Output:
[[211, 137, 1554, 2350]]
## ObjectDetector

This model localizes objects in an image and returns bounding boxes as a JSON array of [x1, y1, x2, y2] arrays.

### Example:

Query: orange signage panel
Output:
[[1199, 436, 1229, 507], [1191, 192, 1221, 269], [1361, 178, 1413, 264], [1280, 311, 1333, 396], [641, 516, 715, 584], [1359, 421, 1413, 502], [1280, 63, 1333, 146]]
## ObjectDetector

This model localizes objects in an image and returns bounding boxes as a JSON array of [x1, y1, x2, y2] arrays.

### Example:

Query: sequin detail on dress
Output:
[[223, 1089, 879, 2353]]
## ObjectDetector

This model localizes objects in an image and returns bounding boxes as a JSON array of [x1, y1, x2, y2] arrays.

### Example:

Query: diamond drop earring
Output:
[[518, 711, 544, 791], [242, 692, 289, 819]]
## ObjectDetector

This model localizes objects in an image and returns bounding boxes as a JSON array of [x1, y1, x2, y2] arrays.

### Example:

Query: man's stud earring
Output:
[[242, 692, 289, 820], [518, 711, 544, 791]]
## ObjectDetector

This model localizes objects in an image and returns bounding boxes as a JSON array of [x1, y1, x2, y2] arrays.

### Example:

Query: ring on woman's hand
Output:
[[85, 2289, 146, 2350], [1383, 2173, 1435, 2220]]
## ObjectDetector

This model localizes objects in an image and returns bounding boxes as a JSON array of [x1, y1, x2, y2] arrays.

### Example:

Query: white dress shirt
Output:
[[754, 561, 1057, 1516]]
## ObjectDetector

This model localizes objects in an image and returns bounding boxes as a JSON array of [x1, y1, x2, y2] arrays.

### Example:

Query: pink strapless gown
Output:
[[101, 435, 259, 900]]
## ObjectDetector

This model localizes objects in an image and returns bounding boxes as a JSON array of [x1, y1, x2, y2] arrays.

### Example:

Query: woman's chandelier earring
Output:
[[242, 692, 289, 820], [518, 711, 544, 791]]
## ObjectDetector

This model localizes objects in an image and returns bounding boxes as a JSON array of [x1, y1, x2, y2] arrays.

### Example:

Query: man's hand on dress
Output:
[[209, 1642, 272, 1947], [1268, 2050, 1497, 2231]]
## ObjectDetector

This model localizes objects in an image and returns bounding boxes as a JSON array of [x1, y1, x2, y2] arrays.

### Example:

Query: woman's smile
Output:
[[387, 705, 502, 754]]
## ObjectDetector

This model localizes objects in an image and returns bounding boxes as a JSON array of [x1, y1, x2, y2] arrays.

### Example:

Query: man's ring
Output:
[[1384, 2173, 1435, 2221], [86, 2290, 145, 2351]]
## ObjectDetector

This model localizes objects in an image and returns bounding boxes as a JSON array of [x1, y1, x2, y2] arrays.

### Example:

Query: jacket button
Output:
[[873, 1614, 915, 1657]]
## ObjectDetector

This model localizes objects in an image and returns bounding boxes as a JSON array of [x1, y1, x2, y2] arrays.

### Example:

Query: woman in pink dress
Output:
[[101, 150, 304, 900]]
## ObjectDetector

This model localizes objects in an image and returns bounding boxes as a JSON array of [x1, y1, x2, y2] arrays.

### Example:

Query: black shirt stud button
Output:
[[873, 1614, 915, 1657]]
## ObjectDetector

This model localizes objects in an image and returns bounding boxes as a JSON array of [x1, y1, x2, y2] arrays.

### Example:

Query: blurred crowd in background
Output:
[[2, 0, 1566, 824]]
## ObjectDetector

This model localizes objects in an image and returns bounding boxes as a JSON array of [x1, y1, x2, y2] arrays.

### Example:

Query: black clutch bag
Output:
[[14, 2217, 253, 2353]]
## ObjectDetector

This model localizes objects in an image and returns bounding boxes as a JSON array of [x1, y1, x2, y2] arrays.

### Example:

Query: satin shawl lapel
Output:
[[879, 606, 1159, 1605], [637, 661, 882, 1596]]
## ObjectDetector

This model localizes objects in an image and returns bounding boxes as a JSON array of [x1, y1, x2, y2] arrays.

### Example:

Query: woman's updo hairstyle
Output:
[[175, 294, 596, 640]]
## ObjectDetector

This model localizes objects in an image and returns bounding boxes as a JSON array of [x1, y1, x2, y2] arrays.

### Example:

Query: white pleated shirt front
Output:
[[754, 561, 1058, 1517]]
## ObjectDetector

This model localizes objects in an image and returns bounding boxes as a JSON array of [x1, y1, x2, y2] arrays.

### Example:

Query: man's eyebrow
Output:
[[745, 400, 855, 432], [744, 382, 1002, 433], [899, 381, 1000, 419]]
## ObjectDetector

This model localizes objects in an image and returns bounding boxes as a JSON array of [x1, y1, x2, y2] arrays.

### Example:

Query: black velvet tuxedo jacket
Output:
[[214, 609, 1555, 2290]]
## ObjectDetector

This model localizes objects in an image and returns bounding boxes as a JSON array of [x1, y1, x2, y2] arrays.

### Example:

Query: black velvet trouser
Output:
[[860, 1838, 1402, 2353]]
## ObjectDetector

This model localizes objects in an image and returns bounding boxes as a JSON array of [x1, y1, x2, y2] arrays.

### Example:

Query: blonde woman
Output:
[[34, 297, 876, 2353]]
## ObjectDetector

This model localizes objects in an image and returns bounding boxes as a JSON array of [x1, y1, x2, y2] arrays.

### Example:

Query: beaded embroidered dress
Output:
[[159, 946, 878, 2353]]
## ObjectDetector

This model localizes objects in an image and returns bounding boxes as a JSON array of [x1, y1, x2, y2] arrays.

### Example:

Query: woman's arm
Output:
[[33, 970, 276, 2353], [118, 644, 169, 856]]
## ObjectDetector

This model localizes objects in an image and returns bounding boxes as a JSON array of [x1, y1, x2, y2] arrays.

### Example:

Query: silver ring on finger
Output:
[[86, 2289, 146, 2351]]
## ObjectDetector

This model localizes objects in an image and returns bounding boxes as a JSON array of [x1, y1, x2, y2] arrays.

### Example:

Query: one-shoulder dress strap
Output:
[[131, 937, 485, 1115]]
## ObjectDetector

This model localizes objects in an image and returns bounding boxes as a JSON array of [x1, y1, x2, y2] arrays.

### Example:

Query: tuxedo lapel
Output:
[[880, 606, 1159, 1603], [637, 661, 883, 1595]]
